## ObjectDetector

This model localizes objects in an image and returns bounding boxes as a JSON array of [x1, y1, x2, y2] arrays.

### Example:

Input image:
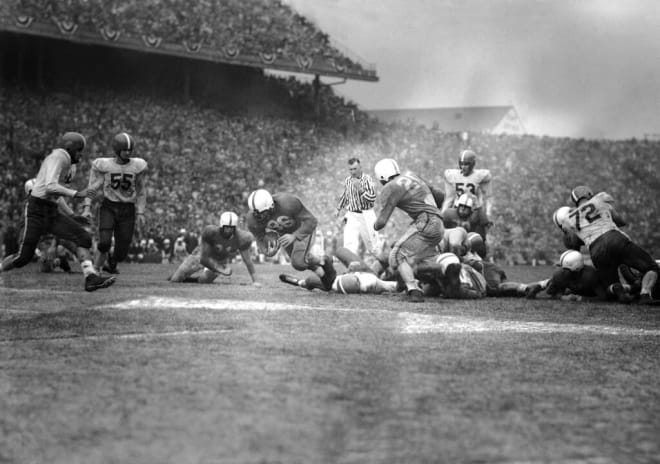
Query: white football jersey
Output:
[[459, 264, 488, 296], [89, 157, 147, 204], [443, 168, 492, 208], [559, 192, 618, 248]]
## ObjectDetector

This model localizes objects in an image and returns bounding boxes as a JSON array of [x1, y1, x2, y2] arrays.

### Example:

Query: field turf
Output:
[[1, 262, 659, 464]]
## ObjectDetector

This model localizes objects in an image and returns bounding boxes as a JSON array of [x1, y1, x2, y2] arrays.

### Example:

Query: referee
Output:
[[335, 158, 380, 257]]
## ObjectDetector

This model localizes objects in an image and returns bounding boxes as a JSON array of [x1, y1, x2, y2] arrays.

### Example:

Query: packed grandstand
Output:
[[1, 0, 659, 265]]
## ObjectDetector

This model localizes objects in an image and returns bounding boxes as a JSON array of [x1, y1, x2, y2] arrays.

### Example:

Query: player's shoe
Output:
[[525, 283, 543, 299], [320, 256, 337, 291], [280, 274, 301, 287], [217, 264, 232, 276], [636, 293, 660, 306], [408, 289, 424, 303], [85, 274, 116, 292], [610, 283, 634, 304]]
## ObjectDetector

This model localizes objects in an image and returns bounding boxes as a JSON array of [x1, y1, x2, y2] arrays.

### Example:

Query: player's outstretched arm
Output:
[[240, 248, 261, 286]]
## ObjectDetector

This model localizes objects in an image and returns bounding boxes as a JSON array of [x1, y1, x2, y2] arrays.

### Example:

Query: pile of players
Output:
[[1, 131, 658, 305]]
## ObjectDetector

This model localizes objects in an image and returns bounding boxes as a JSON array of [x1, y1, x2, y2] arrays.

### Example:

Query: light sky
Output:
[[284, 0, 660, 139]]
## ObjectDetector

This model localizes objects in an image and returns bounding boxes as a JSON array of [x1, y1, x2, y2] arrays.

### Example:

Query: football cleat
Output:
[[408, 289, 424, 303], [84, 274, 116, 292]]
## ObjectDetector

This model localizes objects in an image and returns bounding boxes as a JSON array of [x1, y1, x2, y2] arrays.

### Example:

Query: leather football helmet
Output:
[[458, 149, 476, 175], [61, 132, 86, 161], [112, 132, 134, 155], [570, 186, 593, 205]]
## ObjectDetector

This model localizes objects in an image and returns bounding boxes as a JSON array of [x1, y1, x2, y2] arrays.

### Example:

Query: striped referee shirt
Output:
[[337, 173, 377, 212]]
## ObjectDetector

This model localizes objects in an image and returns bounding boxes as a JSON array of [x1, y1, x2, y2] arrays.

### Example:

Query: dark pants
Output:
[[12, 196, 91, 268], [98, 199, 136, 263], [590, 230, 659, 286]]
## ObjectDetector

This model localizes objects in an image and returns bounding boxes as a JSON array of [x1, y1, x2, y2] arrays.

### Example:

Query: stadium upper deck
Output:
[[0, 0, 378, 82]]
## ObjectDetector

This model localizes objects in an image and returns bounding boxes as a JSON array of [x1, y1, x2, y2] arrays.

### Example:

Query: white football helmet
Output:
[[219, 211, 239, 228], [559, 250, 584, 271], [247, 189, 274, 222], [552, 206, 571, 230], [24, 178, 36, 195], [374, 158, 400, 183], [435, 252, 460, 274]]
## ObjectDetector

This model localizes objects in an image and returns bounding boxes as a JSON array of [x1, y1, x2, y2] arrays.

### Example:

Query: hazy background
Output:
[[284, 0, 660, 139]]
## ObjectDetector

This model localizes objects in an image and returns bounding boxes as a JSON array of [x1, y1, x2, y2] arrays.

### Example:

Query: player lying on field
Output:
[[524, 250, 636, 303], [278, 246, 403, 294], [168, 211, 261, 286]]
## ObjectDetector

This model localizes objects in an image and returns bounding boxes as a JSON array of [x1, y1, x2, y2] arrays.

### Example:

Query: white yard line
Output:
[[399, 313, 660, 336], [0, 328, 233, 343]]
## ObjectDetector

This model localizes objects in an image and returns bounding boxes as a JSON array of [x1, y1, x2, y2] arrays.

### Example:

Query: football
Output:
[[263, 230, 280, 257]]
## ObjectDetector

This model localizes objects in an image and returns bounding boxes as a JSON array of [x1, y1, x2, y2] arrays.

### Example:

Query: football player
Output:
[[246, 189, 336, 290], [441, 149, 492, 240], [0, 132, 115, 292], [555, 186, 658, 304], [373, 158, 445, 302], [168, 211, 260, 285], [524, 250, 634, 303], [83, 132, 148, 274], [279, 245, 402, 294], [442, 192, 491, 243]]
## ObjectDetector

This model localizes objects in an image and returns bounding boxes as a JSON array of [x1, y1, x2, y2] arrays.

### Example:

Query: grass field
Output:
[[2, 261, 660, 464]]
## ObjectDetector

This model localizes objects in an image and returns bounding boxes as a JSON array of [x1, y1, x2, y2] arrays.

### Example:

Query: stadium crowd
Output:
[[1, 0, 361, 72]]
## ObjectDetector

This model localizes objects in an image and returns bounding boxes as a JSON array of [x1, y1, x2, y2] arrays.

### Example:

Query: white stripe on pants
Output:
[[343, 209, 379, 256]]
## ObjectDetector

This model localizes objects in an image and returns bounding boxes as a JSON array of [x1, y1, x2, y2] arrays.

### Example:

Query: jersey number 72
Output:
[[568, 204, 601, 231]]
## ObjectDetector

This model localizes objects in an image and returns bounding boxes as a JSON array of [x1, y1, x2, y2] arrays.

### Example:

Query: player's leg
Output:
[[288, 231, 336, 291], [621, 241, 659, 302], [109, 203, 136, 272], [389, 231, 427, 302], [50, 212, 115, 291], [342, 213, 361, 255], [168, 249, 203, 282], [1, 199, 47, 272], [360, 209, 381, 256], [94, 202, 116, 272]]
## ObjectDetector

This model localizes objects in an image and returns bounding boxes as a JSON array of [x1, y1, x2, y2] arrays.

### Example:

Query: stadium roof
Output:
[[0, 2, 378, 82], [367, 106, 526, 134]]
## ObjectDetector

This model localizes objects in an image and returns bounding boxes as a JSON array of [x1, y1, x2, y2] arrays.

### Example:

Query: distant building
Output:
[[367, 105, 526, 135]]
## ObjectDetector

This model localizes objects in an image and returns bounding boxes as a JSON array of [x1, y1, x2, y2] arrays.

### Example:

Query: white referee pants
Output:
[[343, 209, 380, 256]]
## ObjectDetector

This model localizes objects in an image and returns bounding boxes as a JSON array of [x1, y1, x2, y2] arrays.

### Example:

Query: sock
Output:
[[80, 260, 97, 277]]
